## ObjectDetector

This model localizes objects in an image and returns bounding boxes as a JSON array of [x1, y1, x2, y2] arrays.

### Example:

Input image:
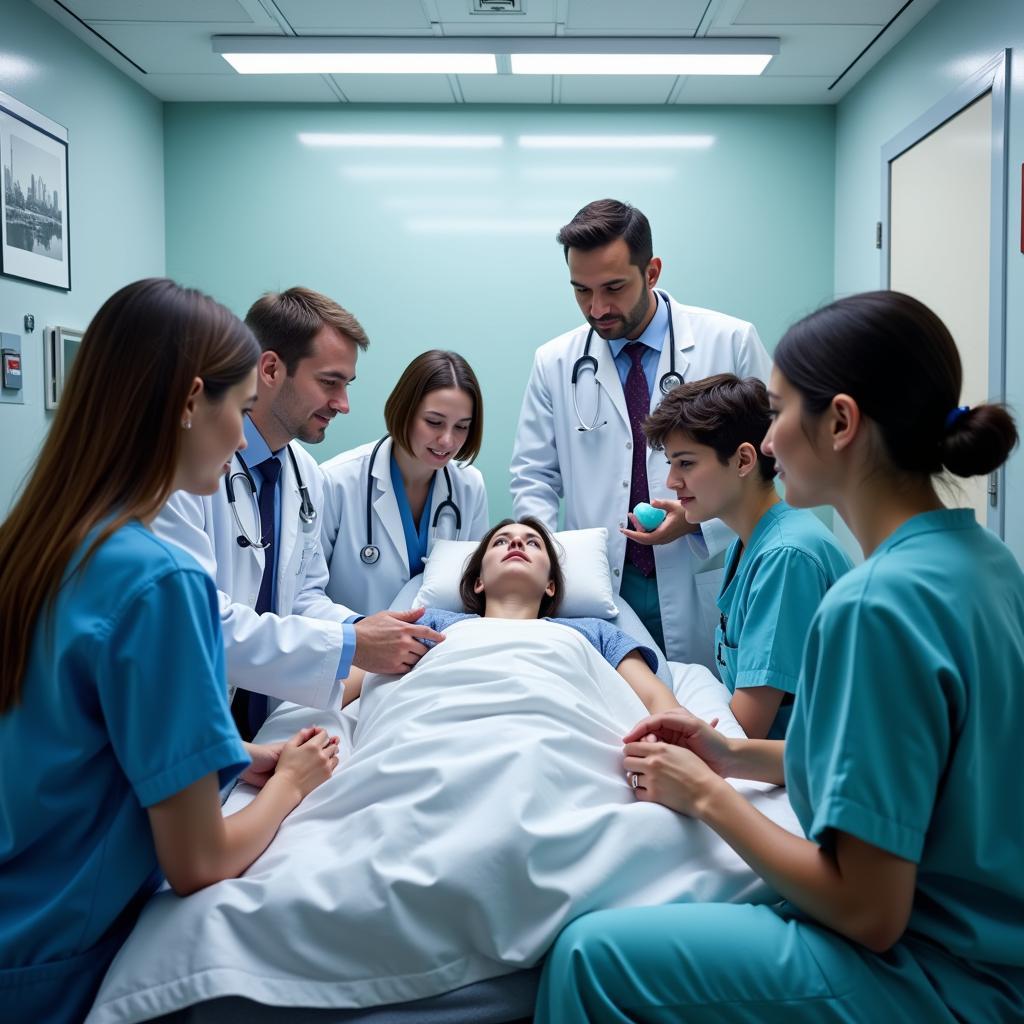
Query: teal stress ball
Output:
[[632, 502, 666, 531]]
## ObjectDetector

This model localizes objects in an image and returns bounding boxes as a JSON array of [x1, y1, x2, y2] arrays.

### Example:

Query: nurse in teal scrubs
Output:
[[536, 291, 1024, 1022], [634, 373, 852, 738], [0, 279, 340, 1024]]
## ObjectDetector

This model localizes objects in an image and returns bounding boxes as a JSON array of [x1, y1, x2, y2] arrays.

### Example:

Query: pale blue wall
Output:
[[165, 102, 835, 519], [0, 0, 165, 513], [834, 0, 1024, 560]]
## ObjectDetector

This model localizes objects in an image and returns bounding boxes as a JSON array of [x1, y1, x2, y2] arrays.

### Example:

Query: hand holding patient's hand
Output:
[[620, 499, 698, 546], [353, 608, 446, 675], [624, 708, 733, 778], [274, 726, 339, 800]]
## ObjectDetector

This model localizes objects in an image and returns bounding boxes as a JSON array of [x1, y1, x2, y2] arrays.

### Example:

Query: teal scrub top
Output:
[[391, 452, 436, 578], [716, 502, 852, 738], [786, 509, 1024, 1007], [0, 522, 248, 1023]]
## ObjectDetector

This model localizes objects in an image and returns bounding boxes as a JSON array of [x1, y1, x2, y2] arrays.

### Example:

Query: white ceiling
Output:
[[32, 0, 942, 104]]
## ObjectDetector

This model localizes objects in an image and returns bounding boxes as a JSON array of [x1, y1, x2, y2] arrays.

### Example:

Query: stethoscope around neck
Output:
[[360, 435, 461, 565], [225, 446, 316, 550], [572, 289, 684, 432]]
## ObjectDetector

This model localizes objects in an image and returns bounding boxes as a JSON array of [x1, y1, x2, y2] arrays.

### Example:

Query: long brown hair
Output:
[[459, 517, 565, 618], [0, 278, 259, 712]]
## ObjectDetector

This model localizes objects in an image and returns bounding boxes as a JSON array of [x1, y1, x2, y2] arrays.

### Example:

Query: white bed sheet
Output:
[[88, 619, 796, 1024]]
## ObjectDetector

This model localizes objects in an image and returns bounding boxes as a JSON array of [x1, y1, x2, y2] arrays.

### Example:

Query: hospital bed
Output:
[[90, 576, 798, 1024]]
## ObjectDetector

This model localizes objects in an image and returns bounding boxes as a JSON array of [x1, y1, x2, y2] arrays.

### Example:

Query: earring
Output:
[[181, 419, 192, 430]]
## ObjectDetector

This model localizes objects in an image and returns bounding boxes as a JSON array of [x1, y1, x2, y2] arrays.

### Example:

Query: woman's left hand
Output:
[[239, 740, 285, 789], [623, 740, 726, 817], [619, 498, 698, 545]]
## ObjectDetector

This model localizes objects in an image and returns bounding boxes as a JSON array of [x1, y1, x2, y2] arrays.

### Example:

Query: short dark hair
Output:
[[459, 517, 565, 618], [244, 286, 369, 373], [556, 198, 653, 269], [775, 290, 1018, 478], [384, 350, 484, 464], [643, 374, 777, 483]]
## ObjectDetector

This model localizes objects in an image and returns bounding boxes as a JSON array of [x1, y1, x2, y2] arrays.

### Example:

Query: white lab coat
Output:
[[320, 436, 489, 615], [152, 441, 351, 710], [510, 292, 772, 669]]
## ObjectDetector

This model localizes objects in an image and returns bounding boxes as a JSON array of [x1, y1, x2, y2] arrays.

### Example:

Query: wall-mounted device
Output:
[[0, 332, 25, 406]]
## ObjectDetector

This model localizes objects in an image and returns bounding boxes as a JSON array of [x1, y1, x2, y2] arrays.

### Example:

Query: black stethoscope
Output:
[[360, 435, 461, 565], [225, 446, 316, 550], [572, 290, 684, 432]]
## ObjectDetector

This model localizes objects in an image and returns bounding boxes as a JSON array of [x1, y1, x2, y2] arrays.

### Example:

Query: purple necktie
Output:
[[622, 342, 656, 577]]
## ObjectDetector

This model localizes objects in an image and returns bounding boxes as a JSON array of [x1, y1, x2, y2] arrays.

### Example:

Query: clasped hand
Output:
[[622, 708, 731, 817]]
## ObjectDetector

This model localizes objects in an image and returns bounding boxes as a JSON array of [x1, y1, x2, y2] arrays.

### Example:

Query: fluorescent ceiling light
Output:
[[214, 36, 778, 77], [518, 134, 714, 150], [510, 53, 772, 75], [300, 133, 503, 149], [222, 52, 496, 74]]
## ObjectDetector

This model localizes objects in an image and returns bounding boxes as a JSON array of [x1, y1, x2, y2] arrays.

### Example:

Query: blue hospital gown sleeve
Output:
[[734, 547, 832, 694], [553, 617, 659, 671], [98, 566, 249, 808], [785, 579, 952, 863]]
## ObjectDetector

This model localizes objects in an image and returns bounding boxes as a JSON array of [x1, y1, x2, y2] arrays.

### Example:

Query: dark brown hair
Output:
[[644, 374, 777, 483], [459, 517, 565, 618], [0, 278, 259, 712], [556, 198, 653, 269], [384, 350, 483, 464], [775, 291, 1018, 478], [244, 286, 369, 373]]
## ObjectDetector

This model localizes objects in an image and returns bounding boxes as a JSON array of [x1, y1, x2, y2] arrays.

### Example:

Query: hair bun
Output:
[[940, 403, 1019, 478]]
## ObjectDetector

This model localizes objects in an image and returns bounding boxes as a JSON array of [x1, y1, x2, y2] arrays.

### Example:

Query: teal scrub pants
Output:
[[619, 564, 666, 655], [534, 904, 968, 1024]]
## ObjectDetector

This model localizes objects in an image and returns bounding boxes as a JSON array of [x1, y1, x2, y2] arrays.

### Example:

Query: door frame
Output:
[[879, 49, 1010, 537]]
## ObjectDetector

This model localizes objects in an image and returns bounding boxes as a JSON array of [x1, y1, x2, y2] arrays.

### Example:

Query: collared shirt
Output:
[[607, 291, 670, 396], [390, 453, 436, 579], [242, 416, 357, 681]]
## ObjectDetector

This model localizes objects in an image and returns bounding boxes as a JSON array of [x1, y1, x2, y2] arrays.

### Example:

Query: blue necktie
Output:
[[235, 455, 280, 740], [623, 343, 656, 577]]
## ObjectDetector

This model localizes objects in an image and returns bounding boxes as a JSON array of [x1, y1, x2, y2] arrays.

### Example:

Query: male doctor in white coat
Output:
[[154, 287, 445, 740], [510, 199, 771, 670]]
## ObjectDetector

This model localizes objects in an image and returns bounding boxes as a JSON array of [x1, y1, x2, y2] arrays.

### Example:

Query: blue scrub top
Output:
[[786, 509, 1024, 1008], [715, 502, 852, 738], [391, 452, 436, 578], [0, 522, 248, 1023]]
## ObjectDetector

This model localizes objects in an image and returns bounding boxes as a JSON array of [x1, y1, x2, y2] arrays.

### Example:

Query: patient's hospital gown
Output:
[[536, 509, 1024, 1022], [0, 524, 248, 1024]]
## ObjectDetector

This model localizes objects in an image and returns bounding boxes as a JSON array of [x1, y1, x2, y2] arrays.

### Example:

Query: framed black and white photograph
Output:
[[0, 89, 70, 290]]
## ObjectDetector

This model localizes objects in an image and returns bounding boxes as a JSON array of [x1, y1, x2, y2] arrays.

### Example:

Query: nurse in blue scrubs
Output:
[[629, 373, 852, 738], [0, 279, 340, 1024], [321, 350, 489, 616], [536, 290, 1024, 1022]]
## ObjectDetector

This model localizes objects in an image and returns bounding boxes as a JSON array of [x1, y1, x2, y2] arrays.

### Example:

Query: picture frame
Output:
[[0, 89, 70, 290], [44, 326, 83, 409]]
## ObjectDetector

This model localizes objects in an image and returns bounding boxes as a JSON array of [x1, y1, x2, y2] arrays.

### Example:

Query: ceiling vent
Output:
[[471, 0, 524, 13]]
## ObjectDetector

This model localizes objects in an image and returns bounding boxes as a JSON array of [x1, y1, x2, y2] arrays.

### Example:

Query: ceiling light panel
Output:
[[511, 53, 773, 75], [222, 52, 496, 74]]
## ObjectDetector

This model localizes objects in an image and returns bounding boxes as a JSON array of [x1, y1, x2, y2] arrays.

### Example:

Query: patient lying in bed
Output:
[[343, 517, 679, 717], [86, 521, 799, 1024]]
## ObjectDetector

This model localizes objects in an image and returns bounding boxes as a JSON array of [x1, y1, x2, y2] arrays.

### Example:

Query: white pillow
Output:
[[413, 527, 619, 620]]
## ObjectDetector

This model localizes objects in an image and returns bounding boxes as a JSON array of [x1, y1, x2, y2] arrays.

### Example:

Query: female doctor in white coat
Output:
[[321, 350, 489, 615]]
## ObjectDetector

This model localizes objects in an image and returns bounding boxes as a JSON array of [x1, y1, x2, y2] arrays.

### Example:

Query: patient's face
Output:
[[662, 430, 742, 524], [474, 524, 557, 606]]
